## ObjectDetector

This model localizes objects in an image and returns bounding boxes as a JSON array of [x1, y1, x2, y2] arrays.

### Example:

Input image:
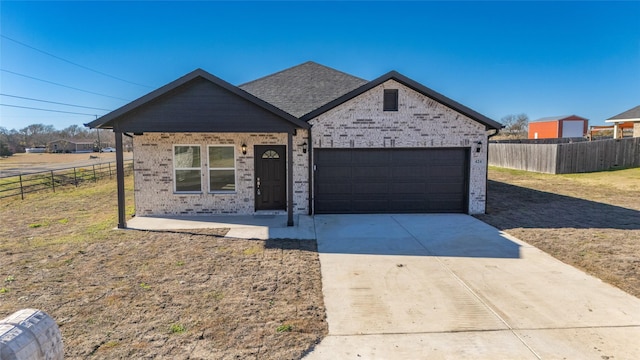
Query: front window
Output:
[[209, 146, 236, 192], [174, 145, 201, 192]]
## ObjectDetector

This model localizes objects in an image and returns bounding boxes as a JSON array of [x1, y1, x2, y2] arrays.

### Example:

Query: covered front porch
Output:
[[86, 69, 311, 228]]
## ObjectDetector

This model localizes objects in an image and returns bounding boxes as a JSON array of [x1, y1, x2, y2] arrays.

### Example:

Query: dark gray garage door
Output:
[[314, 148, 468, 214]]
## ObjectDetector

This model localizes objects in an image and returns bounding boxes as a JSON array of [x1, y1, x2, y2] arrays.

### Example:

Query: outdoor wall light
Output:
[[301, 142, 308, 154], [241, 143, 247, 155], [475, 141, 482, 153]]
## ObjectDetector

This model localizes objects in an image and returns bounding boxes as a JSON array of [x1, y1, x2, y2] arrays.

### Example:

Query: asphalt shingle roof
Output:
[[608, 105, 640, 120], [239, 61, 368, 117]]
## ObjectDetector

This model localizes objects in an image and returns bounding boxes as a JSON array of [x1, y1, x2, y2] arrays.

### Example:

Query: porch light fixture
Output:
[[475, 141, 482, 153], [241, 143, 247, 155], [301, 141, 307, 154]]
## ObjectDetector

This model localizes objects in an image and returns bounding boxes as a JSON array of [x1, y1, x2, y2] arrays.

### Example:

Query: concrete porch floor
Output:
[[125, 214, 316, 240]]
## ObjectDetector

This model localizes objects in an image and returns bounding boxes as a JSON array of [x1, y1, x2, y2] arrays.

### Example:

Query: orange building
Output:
[[528, 115, 588, 139]]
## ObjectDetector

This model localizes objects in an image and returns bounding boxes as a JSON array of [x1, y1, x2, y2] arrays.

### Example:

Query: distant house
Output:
[[528, 115, 588, 139], [48, 140, 94, 153], [87, 61, 502, 228], [604, 105, 640, 138]]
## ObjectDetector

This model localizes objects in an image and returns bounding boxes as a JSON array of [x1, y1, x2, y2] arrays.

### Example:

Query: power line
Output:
[[0, 103, 101, 116], [1, 34, 152, 88], [0, 93, 112, 111], [1, 69, 131, 101]]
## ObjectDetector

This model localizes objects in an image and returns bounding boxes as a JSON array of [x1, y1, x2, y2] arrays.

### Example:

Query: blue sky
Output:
[[1, 1, 639, 131]]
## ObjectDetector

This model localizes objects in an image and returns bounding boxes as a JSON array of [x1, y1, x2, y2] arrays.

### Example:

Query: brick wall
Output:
[[308, 79, 489, 214], [133, 131, 309, 216], [634, 122, 640, 138]]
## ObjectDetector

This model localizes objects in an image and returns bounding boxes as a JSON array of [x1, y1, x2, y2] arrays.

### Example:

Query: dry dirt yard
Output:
[[0, 152, 133, 176], [0, 177, 326, 359], [476, 167, 640, 298]]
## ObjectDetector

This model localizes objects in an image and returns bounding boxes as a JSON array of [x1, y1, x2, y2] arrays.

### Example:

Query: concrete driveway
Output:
[[304, 214, 640, 359]]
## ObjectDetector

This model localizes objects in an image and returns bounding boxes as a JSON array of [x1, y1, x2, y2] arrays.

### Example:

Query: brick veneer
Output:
[[133, 131, 309, 216], [308, 79, 489, 214], [132, 80, 491, 216]]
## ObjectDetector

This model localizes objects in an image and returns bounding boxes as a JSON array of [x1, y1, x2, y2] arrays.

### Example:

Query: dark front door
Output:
[[255, 145, 286, 210]]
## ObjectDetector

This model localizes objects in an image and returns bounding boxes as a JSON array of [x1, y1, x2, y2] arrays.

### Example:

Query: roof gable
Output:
[[531, 115, 588, 123], [301, 71, 502, 130], [239, 61, 368, 117], [607, 105, 640, 121], [86, 69, 308, 132]]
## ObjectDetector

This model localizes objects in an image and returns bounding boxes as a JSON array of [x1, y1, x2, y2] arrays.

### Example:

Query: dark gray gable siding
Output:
[[301, 71, 503, 131], [608, 105, 640, 120], [110, 77, 304, 133], [239, 61, 368, 117], [86, 69, 308, 132]]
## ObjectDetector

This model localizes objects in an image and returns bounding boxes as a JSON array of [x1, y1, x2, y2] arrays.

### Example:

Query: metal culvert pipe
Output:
[[0, 309, 63, 360]]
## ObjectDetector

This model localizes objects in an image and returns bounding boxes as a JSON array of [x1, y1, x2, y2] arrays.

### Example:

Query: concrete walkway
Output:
[[304, 214, 640, 359], [126, 213, 640, 358]]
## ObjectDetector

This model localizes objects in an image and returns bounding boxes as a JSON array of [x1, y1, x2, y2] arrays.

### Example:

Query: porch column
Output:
[[613, 123, 619, 139], [115, 131, 127, 229], [287, 131, 294, 226]]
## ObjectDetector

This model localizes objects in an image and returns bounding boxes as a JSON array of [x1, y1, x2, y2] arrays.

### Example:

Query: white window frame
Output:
[[173, 144, 202, 193], [207, 145, 237, 193]]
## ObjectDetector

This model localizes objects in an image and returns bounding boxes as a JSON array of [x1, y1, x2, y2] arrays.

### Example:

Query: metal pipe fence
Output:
[[0, 160, 133, 200]]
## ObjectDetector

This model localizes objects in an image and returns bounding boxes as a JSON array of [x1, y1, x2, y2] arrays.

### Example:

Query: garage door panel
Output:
[[315, 199, 353, 213], [393, 152, 426, 164], [353, 150, 390, 163], [317, 183, 351, 195], [317, 167, 352, 179], [315, 148, 468, 214], [354, 183, 388, 194], [353, 199, 390, 212], [352, 166, 389, 178], [430, 165, 465, 177], [429, 148, 465, 159], [429, 199, 465, 212], [429, 182, 466, 194], [392, 166, 426, 178], [390, 199, 428, 211], [389, 182, 426, 194]]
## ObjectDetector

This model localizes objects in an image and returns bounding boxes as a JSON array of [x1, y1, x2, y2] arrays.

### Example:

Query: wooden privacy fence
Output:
[[489, 137, 640, 174], [0, 160, 133, 200]]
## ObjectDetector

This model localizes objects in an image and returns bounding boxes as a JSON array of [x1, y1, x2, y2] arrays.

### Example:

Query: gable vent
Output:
[[383, 89, 399, 111]]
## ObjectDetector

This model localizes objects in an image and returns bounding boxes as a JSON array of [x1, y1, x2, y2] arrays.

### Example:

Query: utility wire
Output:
[[1, 34, 152, 88], [0, 93, 112, 111], [0, 103, 100, 116], [1, 69, 130, 101]]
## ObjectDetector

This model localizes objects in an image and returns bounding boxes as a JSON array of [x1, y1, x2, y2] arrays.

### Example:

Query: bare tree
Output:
[[60, 124, 88, 138], [500, 114, 529, 139], [0, 127, 22, 153], [19, 124, 57, 147]]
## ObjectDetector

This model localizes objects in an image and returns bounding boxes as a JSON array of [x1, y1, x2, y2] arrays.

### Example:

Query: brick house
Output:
[[87, 62, 502, 228]]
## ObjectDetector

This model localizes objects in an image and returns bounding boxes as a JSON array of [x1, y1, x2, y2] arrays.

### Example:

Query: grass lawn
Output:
[[476, 167, 640, 298], [0, 176, 327, 359]]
